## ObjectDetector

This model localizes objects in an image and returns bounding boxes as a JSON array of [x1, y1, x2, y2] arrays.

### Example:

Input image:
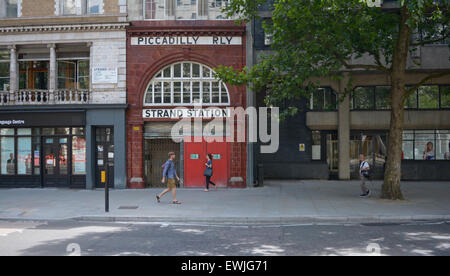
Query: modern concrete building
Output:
[[0, 0, 128, 189], [250, 0, 450, 182]]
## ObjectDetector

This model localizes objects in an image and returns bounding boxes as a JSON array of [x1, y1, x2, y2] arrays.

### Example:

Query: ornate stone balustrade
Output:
[[0, 89, 90, 106]]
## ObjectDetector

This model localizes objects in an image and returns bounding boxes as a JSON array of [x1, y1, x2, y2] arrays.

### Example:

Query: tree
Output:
[[216, 0, 450, 200]]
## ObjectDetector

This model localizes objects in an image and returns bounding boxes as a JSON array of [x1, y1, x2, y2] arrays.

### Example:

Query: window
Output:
[[405, 85, 449, 109], [375, 86, 391, 110], [144, 0, 165, 19], [352, 87, 374, 110], [310, 87, 337, 111], [17, 129, 32, 175], [62, 0, 101, 15], [352, 85, 450, 110], [144, 62, 230, 106], [402, 130, 450, 160], [58, 60, 90, 89], [19, 61, 49, 90], [72, 136, 86, 175], [0, 50, 9, 91], [208, 0, 230, 19], [418, 85, 439, 109], [0, 128, 14, 175], [1, 0, 18, 18], [0, 127, 86, 176], [312, 131, 321, 160], [143, 0, 231, 20], [440, 86, 450, 108]]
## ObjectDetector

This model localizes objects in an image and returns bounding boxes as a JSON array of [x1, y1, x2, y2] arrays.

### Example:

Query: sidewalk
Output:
[[0, 180, 450, 224]]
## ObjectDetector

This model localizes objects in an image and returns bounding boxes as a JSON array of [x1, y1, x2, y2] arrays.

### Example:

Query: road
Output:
[[0, 219, 449, 256]]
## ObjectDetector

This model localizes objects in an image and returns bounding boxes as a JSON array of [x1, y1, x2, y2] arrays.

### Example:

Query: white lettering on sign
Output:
[[131, 36, 242, 46], [143, 108, 231, 119], [0, 120, 25, 126], [92, 67, 118, 84]]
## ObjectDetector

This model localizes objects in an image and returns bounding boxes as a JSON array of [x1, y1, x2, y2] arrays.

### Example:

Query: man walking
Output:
[[359, 154, 371, 198], [156, 152, 181, 204]]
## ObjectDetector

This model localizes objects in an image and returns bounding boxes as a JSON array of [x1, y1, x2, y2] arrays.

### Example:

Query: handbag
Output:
[[204, 167, 213, 177]]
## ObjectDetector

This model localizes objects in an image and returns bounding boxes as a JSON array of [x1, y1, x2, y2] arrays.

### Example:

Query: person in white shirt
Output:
[[359, 154, 371, 198]]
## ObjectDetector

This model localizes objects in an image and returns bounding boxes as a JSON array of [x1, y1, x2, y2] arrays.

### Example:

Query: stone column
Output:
[[338, 73, 351, 180], [8, 45, 17, 103], [48, 44, 56, 91]]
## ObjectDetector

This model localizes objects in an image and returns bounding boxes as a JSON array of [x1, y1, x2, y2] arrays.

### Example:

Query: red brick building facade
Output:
[[126, 21, 247, 189]]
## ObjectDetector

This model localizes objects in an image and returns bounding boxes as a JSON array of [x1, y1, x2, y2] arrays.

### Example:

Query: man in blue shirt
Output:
[[156, 152, 181, 204]]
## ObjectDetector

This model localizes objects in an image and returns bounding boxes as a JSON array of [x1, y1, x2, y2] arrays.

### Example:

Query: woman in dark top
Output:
[[204, 154, 216, 192]]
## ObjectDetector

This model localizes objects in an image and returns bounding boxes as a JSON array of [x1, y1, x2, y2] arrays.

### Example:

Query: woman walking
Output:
[[204, 154, 216, 192]]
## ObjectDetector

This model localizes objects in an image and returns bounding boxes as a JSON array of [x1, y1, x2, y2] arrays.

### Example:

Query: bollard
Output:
[[257, 164, 264, 187], [102, 170, 109, 213]]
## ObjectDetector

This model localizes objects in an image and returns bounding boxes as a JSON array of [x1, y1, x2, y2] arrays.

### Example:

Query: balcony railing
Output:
[[0, 89, 90, 106]]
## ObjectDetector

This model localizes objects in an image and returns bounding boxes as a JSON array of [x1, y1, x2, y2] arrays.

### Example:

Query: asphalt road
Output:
[[0, 219, 449, 256]]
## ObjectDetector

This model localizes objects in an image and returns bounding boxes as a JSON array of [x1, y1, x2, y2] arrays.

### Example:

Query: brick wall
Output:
[[126, 20, 247, 188], [21, 0, 55, 17]]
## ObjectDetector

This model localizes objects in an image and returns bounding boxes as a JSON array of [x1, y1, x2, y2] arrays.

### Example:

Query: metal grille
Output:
[[144, 138, 180, 188]]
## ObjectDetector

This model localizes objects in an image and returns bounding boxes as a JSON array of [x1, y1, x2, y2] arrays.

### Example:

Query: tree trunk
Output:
[[381, 5, 410, 200], [382, 80, 405, 200]]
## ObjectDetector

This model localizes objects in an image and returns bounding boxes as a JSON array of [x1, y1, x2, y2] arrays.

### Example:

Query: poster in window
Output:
[[73, 137, 86, 174]]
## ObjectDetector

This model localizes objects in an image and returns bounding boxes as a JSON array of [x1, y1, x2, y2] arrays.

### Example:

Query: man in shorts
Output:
[[156, 152, 181, 204]]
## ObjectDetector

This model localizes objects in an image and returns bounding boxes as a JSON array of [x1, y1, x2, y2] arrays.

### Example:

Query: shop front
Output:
[[0, 106, 127, 189], [126, 21, 247, 189]]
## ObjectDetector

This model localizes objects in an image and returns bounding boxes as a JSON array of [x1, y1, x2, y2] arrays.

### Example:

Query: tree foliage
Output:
[[217, 0, 449, 117]]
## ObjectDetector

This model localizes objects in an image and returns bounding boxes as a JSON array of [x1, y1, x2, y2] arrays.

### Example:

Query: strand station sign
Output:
[[143, 108, 231, 119], [131, 36, 242, 46]]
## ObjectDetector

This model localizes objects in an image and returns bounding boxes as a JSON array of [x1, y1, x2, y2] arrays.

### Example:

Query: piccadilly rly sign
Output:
[[131, 36, 242, 46]]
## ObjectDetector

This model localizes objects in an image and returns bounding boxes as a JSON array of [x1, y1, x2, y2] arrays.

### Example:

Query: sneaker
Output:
[[366, 190, 371, 197], [360, 190, 370, 198]]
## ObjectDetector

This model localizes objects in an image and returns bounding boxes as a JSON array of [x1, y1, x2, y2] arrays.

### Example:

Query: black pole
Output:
[[104, 170, 109, 213]]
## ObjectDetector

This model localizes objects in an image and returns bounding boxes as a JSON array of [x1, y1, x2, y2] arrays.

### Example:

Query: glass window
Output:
[[311, 88, 337, 111], [17, 137, 32, 175], [441, 86, 450, 108], [404, 90, 418, 109], [375, 86, 391, 109], [58, 60, 90, 90], [1, 136, 15, 175], [0, 62, 9, 91], [144, 0, 166, 19], [58, 61, 76, 89], [5, 0, 18, 18], [208, 0, 230, 19], [72, 136, 86, 175], [63, 0, 81, 15], [353, 87, 374, 110], [312, 131, 321, 160], [88, 0, 101, 13], [144, 62, 230, 106], [144, 0, 232, 20], [176, 0, 197, 19], [19, 61, 49, 90], [436, 130, 450, 160], [17, 128, 31, 135], [418, 86, 439, 109], [0, 128, 14, 135], [402, 131, 414, 160], [414, 130, 435, 160]]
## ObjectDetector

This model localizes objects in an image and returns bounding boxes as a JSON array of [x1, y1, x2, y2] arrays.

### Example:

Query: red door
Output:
[[205, 140, 229, 188], [184, 137, 205, 188], [184, 137, 229, 188]]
